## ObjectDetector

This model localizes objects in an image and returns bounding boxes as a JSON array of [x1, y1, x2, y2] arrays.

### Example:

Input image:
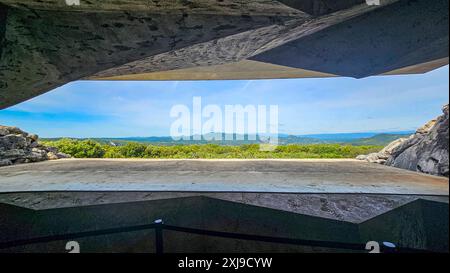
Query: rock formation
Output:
[[0, 125, 70, 167], [356, 137, 409, 164], [357, 104, 449, 177]]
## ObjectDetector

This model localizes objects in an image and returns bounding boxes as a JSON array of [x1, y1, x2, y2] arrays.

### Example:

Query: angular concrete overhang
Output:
[[0, 0, 448, 109]]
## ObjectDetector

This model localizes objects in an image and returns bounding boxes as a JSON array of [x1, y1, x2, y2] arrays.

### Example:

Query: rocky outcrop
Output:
[[356, 137, 409, 164], [385, 105, 449, 177], [357, 104, 449, 177], [0, 125, 70, 167]]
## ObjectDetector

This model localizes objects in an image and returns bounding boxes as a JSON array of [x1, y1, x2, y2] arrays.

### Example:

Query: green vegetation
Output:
[[41, 139, 382, 159], [41, 133, 412, 147]]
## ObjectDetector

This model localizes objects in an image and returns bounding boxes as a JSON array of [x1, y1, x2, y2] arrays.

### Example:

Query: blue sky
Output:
[[0, 66, 448, 138]]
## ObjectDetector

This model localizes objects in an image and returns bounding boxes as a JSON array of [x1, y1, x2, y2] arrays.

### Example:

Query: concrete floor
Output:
[[0, 159, 448, 195]]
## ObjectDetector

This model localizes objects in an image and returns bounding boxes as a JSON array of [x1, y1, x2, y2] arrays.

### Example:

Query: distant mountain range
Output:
[[42, 131, 414, 146]]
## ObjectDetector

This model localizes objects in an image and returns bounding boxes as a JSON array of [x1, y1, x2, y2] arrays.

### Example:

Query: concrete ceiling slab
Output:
[[279, 0, 365, 16], [0, 0, 305, 16], [0, 0, 448, 109], [89, 59, 337, 80], [250, 0, 449, 78], [0, 4, 298, 108]]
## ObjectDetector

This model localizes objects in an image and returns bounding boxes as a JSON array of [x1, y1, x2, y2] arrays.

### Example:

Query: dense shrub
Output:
[[41, 139, 382, 159], [44, 138, 105, 158], [120, 142, 147, 158]]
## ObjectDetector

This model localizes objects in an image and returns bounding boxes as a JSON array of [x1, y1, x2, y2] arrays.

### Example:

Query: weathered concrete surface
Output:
[[0, 159, 448, 195], [0, 196, 368, 253], [358, 199, 448, 252], [251, 0, 449, 78], [0, 0, 448, 109], [0, 194, 447, 252], [0, 191, 447, 224], [0, 1, 298, 108], [279, 0, 366, 16]]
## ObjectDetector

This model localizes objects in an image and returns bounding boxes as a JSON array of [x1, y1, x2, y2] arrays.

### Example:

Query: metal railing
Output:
[[0, 219, 429, 253]]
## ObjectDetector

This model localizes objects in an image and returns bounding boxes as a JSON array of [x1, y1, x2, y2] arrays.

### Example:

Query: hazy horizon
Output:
[[38, 130, 416, 140]]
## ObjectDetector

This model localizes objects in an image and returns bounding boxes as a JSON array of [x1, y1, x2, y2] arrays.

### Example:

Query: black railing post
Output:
[[154, 219, 164, 254]]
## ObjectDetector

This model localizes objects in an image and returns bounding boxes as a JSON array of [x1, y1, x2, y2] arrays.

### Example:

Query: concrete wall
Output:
[[359, 199, 449, 252], [0, 196, 447, 253]]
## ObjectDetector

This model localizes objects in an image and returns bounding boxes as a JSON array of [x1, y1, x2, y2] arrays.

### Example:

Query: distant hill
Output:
[[301, 132, 377, 140], [42, 131, 413, 147], [344, 133, 411, 146]]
